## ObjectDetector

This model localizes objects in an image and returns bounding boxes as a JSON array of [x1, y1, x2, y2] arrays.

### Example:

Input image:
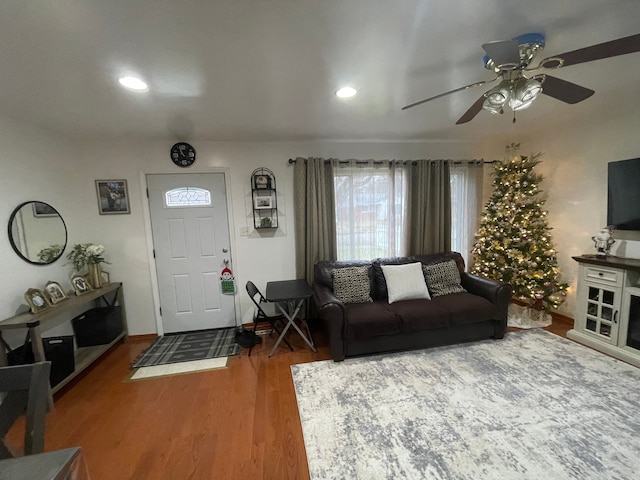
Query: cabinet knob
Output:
[[598, 272, 603, 276]]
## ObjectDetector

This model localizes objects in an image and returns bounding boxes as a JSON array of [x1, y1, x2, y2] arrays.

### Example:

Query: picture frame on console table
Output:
[[45, 280, 68, 304], [24, 288, 52, 313], [71, 275, 93, 295]]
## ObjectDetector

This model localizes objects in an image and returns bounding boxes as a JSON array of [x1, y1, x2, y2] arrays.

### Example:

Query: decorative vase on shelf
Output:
[[88, 263, 104, 289]]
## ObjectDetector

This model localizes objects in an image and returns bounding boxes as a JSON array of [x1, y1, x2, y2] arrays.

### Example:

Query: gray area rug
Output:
[[291, 330, 640, 480], [131, 327, 239, 368]]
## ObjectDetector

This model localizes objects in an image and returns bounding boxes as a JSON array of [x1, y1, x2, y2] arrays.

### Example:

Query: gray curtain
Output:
[[406, 160, 452, 255], [293, 157, 337, 284]]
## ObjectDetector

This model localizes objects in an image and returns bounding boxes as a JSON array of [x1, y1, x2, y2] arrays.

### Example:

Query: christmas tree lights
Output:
[[471, 144, 568, 311]]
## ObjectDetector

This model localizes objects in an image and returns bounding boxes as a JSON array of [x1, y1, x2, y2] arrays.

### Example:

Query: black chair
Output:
[[0, 361, 51, 459], [245, 281, 293, 356]]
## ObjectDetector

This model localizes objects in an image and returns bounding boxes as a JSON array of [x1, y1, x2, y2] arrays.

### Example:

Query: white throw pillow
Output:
[[381, 262, 431, 303]]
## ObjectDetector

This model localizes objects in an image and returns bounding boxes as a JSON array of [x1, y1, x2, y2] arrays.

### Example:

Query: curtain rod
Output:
[[288, 158, 498, 165]]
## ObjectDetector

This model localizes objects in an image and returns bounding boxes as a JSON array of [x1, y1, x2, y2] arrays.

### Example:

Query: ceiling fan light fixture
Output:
[[482, 103, 504, 115], [482, 82, 509, 113], [509, 77, 543, 111]]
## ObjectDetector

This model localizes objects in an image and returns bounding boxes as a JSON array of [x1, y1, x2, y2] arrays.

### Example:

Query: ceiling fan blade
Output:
[[540, 75, 595, 104], [402, 79, 495, 111], [542, 33, 640, 68], [482, 39, 520, 68], [456, 95, 486, 125]]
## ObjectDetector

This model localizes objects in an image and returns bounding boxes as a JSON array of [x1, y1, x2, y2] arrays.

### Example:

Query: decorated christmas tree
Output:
[[471, 144, 568, 314]]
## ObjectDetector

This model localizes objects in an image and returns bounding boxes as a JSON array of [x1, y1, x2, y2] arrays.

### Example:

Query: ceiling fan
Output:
[[402, 33, 640, 124]]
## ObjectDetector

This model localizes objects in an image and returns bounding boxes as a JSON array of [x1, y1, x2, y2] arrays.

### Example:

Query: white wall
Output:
[[0, 117, 76, 319], [1, 128, 478, 336]]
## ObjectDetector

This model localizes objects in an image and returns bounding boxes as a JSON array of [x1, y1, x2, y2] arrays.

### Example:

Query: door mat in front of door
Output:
[[130, 327, 240, 368]]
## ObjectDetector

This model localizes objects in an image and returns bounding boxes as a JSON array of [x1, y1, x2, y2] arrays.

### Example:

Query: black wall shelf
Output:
[[251, 167, 278, 229]]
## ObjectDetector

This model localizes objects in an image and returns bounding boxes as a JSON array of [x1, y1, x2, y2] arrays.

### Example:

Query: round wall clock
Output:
[[170, 142, 196, 167]]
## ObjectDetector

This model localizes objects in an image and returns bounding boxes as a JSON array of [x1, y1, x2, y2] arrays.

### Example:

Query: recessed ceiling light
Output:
[[118, 76, 148, 92], [336, 86, 357, 98]]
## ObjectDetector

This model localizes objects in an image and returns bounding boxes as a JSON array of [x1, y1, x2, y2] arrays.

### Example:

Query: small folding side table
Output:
[[265, 279, 317, 357]]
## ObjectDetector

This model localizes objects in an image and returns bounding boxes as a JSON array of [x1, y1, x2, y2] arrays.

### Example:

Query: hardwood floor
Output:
[[7, 317, 573, 479]]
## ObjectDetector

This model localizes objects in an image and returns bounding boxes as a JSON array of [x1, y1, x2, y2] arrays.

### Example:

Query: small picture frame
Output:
[[254, 196, 273, 209], [71, 274, 93, 295], [95, 179, 130, 215], [24, 288, 52, 313], [45, 280, 68, 304], [32, 201, 58, 217]]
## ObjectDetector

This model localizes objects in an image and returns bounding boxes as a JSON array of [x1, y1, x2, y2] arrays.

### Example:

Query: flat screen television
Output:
[[607, 157, 640, 231]]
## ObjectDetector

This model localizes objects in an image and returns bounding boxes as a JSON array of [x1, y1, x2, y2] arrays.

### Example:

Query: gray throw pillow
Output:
[[332, 266, 373, 304], [422, 259, 466, 297]]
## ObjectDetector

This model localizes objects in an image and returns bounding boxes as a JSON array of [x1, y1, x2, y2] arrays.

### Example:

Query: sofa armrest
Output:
[[313, 283, 347, 361], [460, 273, 512, 338]]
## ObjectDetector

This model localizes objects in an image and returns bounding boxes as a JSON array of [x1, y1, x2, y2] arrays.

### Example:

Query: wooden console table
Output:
[[0, 282, 127, 395]]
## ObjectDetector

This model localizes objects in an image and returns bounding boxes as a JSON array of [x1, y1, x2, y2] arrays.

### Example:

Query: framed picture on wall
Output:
[[95, 179, 130, 215]]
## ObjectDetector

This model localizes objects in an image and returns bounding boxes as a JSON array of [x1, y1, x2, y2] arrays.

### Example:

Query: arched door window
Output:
[[165, 187, 211, 207]]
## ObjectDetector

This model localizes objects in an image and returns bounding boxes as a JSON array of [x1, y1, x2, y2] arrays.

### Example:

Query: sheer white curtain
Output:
[[334, 160, 408, 260], [450, 161, 484, 268]]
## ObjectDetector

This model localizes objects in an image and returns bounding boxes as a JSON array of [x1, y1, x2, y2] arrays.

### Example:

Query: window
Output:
[[334, 161, 483, 263], [450, 162, 483, 267], [165, 187, 211, 207], [334, 163, 407, 260]]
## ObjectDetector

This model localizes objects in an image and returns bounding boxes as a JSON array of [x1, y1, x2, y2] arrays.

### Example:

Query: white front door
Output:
[[147, 173, 236, 333]]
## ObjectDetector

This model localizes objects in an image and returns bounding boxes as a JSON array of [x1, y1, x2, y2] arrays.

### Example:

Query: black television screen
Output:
[[607, 158, 640, 231]]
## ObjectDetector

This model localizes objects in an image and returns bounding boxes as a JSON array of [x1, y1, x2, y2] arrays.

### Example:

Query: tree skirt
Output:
[[292, 330, 640, 480], [507, 302, 552, 329], [130, 327, 239, 368]]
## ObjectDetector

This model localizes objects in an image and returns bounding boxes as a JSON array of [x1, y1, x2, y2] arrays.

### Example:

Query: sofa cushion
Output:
[[344, 301, 401, 339], [423, 259, 466, 297], [382, 262, 431, 303], [332, 266, 373, 304], [431, 292, 499, 325], [383, 299, 450, 332]]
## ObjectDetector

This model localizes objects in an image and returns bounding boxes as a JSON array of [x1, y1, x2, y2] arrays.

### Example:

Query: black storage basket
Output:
[[7, 336, 75, 387], [71, 306, 123, 347]]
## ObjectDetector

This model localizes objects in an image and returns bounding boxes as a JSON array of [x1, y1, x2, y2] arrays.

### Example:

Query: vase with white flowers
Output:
[[66, 243, 110, 288]]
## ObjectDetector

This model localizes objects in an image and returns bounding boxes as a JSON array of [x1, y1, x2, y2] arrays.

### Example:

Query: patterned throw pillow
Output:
[[332, 266, 373, 304], [422, 259, 466, 297]]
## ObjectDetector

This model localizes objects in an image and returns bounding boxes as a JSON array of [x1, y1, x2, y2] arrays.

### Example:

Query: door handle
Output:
[[222, 248, 228, 253], [613, 310, 618, 324]]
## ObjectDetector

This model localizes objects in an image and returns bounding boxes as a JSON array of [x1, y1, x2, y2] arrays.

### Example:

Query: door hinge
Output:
[[153, 249, 156, 258], [146, 188, 149, 198], [159, 307, 162, 316]]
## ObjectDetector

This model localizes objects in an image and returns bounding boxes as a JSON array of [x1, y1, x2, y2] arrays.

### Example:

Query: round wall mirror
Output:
[[8, 201, 67, 265]]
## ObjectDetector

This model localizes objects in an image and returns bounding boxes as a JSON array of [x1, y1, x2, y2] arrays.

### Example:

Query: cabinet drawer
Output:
[[583, 266, 623, 286]]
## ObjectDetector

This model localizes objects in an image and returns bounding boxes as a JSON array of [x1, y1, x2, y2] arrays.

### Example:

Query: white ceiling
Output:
[[1, 0, 639, 142]]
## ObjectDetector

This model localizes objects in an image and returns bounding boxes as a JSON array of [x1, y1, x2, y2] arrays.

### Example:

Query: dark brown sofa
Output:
[[313, 252, 512, 361]]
